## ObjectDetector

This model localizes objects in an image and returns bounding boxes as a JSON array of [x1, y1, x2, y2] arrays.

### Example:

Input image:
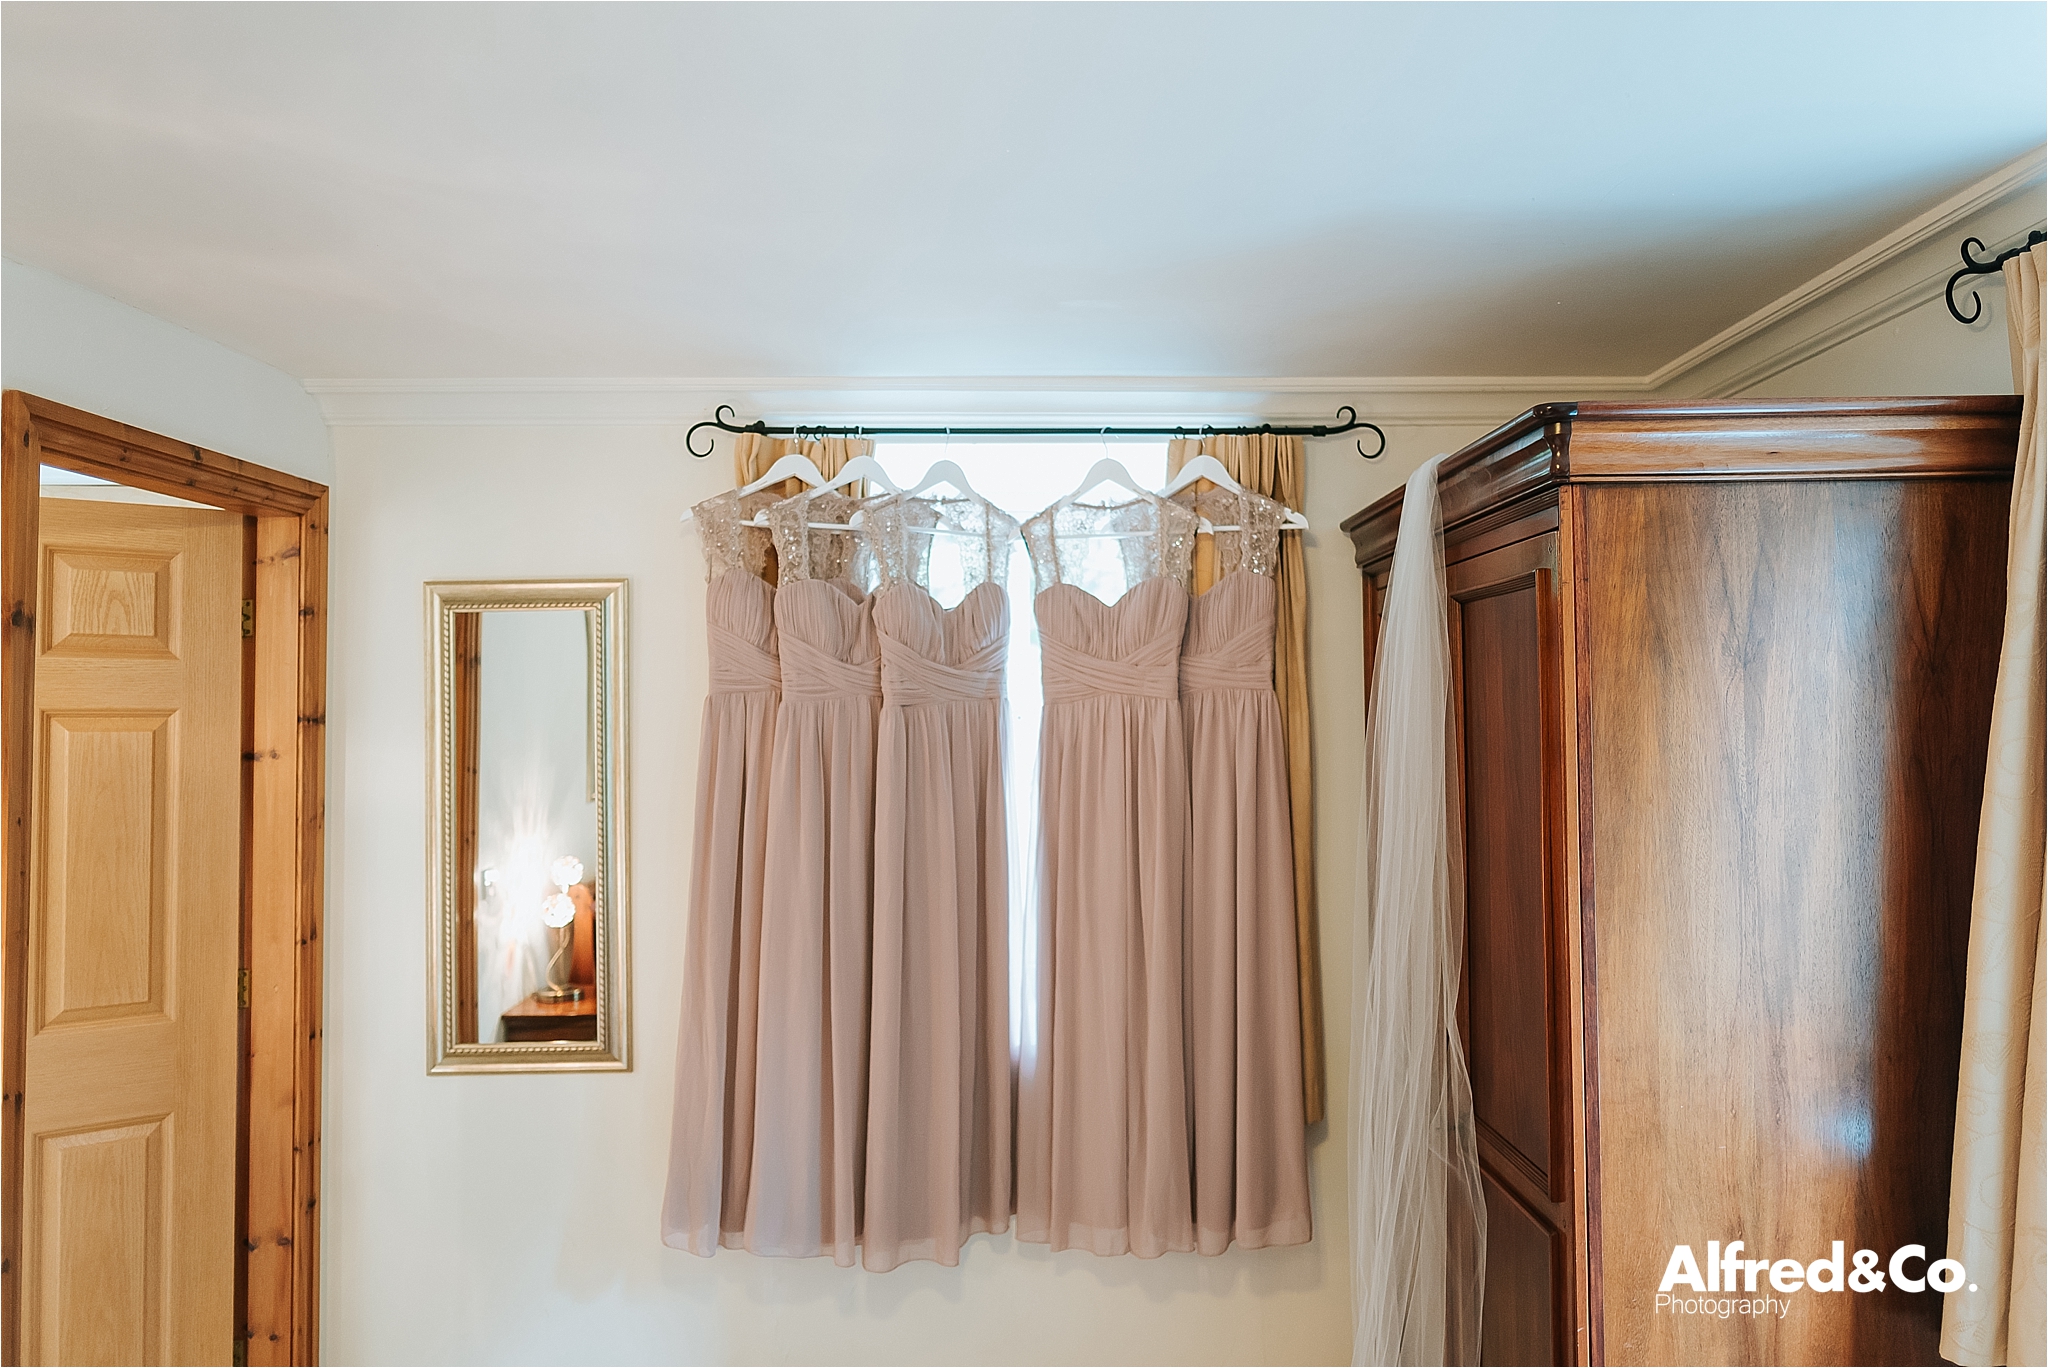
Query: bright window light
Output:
[[870, 440, 1170, 1056]]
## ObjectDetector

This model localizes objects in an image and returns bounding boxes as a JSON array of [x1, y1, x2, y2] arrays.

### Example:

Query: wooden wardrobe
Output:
[[1343, 397, 2021, 1367]]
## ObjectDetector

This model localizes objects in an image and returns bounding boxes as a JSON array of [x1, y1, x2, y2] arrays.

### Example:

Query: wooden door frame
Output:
[[1, 392, 327, 1366]]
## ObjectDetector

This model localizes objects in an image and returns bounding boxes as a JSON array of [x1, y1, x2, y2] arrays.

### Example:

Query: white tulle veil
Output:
[[1350, 454, 1487, 1365]]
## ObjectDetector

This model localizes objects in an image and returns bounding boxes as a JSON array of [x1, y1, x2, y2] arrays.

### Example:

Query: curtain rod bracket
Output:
[[1946, 229, 2046, 325]]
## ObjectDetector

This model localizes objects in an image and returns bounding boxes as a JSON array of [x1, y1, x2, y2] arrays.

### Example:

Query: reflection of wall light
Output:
[[537, 854, 586, 1003]]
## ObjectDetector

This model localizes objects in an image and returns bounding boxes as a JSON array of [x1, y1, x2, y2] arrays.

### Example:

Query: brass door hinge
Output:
[[233, 1331, 248, 1367], [239, 968, 250, 1010], [242, 599, 254, 638]]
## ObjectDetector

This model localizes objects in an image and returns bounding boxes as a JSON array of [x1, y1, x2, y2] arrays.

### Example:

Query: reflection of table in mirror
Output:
[[501, 987, 597, 1043]]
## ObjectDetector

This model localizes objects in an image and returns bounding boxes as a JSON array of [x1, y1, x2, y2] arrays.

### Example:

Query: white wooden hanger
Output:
[[1155, 453, 1308, 532], [1055, 456, 1152, 510], [739, 451, 830, 496], [807, 454, 904, 497], [852, 456, 1009, 541], [679, 450, 830, 526], [1156, 453, 1242, 499], [749, 454, 906, 533], [907, 457, 982, 502], [1032, 455, 1171, 542], [685, 453, 904, 532]]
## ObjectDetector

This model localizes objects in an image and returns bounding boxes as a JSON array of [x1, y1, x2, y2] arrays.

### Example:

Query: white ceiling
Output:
[[3, 2, 2043, 382]]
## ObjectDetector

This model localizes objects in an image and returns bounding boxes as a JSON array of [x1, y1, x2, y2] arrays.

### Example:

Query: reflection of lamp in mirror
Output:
[[537, 855, 586, 1004]]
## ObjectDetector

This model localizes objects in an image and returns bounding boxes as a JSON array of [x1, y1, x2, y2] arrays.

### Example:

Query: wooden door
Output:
[[1445, 528, 1575, 1366], [20, 499, 242, 1365]]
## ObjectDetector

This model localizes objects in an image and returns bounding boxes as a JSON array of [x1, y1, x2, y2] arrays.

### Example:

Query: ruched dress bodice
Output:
[[1018, 574, 1196, 1258], [773, 577, 880, 703], [1035, 577, 1187, 704], [1180, 569, 1275, 697], [876, 581, 1007, 708], [705, 568, 780, 695]]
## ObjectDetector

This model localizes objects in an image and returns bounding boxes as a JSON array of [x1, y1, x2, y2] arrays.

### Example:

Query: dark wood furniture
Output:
[[1343, 397, 2020, 1366], [500, 987, 598, 1044]]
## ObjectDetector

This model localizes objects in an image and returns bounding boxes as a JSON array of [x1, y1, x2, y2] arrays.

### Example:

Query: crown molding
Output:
[[303, 375, 1639, 427], [305, 145, 2045, 427], [1648, 143, 2046, 393]]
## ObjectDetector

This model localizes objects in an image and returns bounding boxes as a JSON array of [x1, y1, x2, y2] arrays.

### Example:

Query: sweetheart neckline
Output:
[[873, 580, 1007, 617], [1036, 575, 1187, 611], [776, 576, 870, 611], [1189, 567, 1275, 603]]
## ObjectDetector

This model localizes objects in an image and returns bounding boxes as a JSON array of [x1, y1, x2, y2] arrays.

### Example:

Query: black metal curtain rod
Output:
[[686, 404, 1388, 460], [1946, 229, 2046, 325]]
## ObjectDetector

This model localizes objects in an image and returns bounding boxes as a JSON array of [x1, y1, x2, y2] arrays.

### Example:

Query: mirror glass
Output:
[[428, 581, 628, 1072], [463, 609, 596, 1043]]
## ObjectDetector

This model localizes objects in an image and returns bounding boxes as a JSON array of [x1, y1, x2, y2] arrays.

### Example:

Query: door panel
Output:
[[1482, 1168, 1567, 1368], [1459, 581, 1555, 1187], [37, 715, 173, 1027], [23, 499, 241, 1366], [37, 1118, 167, 1365], [1445, 529, 1573, 1366]]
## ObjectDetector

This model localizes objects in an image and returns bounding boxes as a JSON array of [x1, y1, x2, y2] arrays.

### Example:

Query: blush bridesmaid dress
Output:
[[743, 489, 881, 1264], [1175, 485, 1312, 1253], [860, 492, 1020, 1271], [663, 487, 782, 1255], [1015, 492, 1201, 1258]]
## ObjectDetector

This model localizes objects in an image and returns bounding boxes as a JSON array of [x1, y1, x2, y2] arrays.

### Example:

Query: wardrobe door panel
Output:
[[1448, 531, 1573, 1367], [1459, 579, 1554, 1184], [1580, 479, 2004, 1367], [1482, 1168, 1568, 1368], [1449, 534, 1568, 1202]]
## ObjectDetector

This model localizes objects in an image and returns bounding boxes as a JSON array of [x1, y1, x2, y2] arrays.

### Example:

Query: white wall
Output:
[[1733, 287, 2018, 399], [323, 415, 1487, 1367], [2, 257, 332, 485]]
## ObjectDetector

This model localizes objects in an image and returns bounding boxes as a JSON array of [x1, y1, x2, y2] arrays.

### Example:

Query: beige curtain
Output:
[[1944, 242, 2047, 1368], [732, 433, 874, 585], [1167, 433, 1324, 1124]]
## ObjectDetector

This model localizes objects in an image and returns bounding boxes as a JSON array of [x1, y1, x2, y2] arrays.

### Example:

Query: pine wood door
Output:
[[20, 499, 242, 1365]]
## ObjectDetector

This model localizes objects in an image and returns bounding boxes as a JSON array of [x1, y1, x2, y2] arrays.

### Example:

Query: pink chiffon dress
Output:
[[743, 490, 881, 1264], [1175, 486, 1312, 1253], [860, 492, 1020, 1271], [663, 487, 782, 1255], [1015, 492, 1201, 1257]]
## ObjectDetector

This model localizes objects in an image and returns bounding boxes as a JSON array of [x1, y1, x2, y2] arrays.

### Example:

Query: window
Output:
[[870, 440, 1169, 1051]]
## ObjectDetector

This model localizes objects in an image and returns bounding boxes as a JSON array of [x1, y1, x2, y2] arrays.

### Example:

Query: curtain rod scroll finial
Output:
[[1946, 229, 2047, 325]]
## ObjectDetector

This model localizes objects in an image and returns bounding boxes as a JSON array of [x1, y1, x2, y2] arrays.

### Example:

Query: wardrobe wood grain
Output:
[[1344, 397, 2019, 1367], [1582, 478, 2002, 1366]]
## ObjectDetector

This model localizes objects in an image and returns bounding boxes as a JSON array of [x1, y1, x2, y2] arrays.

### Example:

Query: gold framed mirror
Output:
[[425, 579, 629, 1073]]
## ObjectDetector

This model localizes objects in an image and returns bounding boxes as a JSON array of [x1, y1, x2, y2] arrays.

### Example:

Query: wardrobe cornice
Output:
[[1342, 394, 2024, 569]]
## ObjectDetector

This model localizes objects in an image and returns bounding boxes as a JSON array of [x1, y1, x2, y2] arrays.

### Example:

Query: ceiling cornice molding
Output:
[[302, 374, 1639, 395], [303, 375, 1637, 427], [304, 145, 2046, 427], [1647, 143, 2046, 393]]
